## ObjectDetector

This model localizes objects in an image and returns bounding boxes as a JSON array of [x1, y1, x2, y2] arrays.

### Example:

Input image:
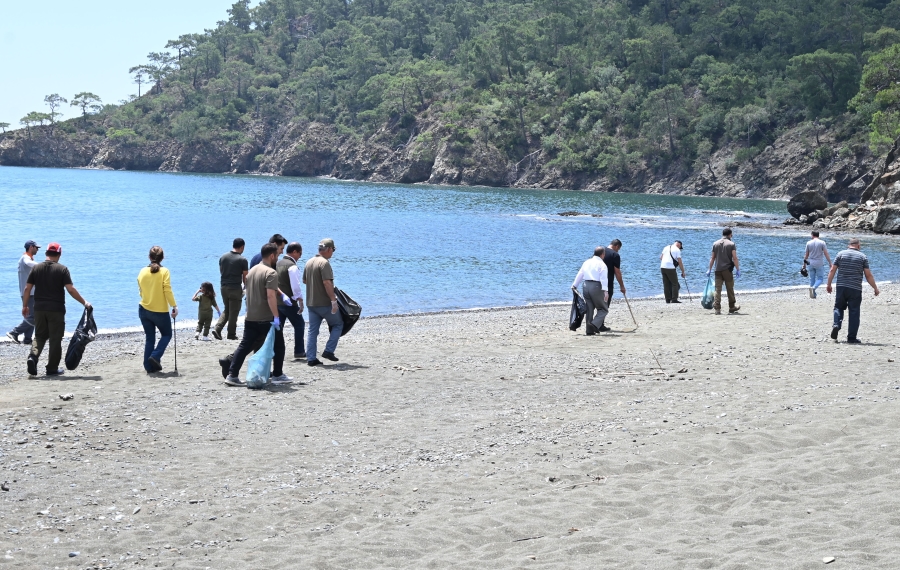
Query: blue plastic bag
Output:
[[245, 324, 276, 389], [701, 273, 715, 310]]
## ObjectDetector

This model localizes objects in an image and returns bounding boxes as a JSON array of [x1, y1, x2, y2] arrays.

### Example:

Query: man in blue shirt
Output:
[[826, 238, 880, 344]]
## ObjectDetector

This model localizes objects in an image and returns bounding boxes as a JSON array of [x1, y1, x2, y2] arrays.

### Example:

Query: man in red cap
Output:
[[21, 242, 91, 377]]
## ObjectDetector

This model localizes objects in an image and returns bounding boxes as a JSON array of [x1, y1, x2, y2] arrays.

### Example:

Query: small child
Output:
[[193, 282, 221, 341]]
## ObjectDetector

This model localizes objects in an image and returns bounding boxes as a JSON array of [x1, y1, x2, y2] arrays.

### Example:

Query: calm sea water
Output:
[[1, 166, 898, 332]]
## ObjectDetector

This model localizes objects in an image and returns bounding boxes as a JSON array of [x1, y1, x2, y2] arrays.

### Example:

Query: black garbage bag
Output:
[[329, 287, 362, 337], [65, 307, 97, 370], [569, 289, 586, 331]]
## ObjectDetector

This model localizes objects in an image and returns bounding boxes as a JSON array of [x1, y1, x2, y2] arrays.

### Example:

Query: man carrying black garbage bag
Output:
[[571, 247, 609, 335]]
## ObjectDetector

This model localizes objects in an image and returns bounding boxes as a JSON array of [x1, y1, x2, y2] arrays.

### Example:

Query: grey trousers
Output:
[[582, 281, 608, 331]]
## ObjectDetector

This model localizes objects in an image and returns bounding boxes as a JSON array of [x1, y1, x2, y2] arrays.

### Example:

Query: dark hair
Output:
[[675, 240, 683, 247], [722, 227, 732, 236], [233, 238, 245, 249], [593, 246, 605, 257], [286, 241, 302, 254], [811, 230, 820, 237], [609, 239, 622, 248], [200, 281, 216, 300], [261, 242, 278, 259], [269, 233, 287, 246], [148, 246, 164, 274]]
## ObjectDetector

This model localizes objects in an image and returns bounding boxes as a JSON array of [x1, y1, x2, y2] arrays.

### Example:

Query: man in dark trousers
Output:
[[571, 246, 609, 335], [826, 237, 879, 344], [213, 238, 249, 340], [660, 240, 685, 303], [277, 242, 306, 359], [21, 242, 91, 377], [707, 228, 740, 315], [604, 239, 626, 305], [304, 238, 343, 366], [225, 243, 292, 386]]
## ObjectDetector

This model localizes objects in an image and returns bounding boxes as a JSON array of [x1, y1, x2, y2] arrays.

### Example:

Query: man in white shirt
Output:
[[572, 247, 609, 335], [660, 240, 685, 303], [7, 240, 41, 344], [276, 242, 306, 359]]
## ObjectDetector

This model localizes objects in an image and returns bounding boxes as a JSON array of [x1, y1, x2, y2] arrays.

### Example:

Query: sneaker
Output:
[[46, 368, 65, 376], [224, 375, 246, 387], [321, 351, 339, 362], [847, 338, 862, 344], [219, 356, 233, 379], [194, 333, 200, 340], [202, 336, 211, 341], [6, 331, 20, 344], [728, 306, 741, 313], [831, 326, 840, 340], [307, 359, 323, 367], [148, 357, 163, 372], [27, 357, 37, 376], [212, 330, 222, 340], [270, 375, 294, 385]]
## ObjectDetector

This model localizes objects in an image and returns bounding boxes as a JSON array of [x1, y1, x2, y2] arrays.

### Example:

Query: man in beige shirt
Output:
[[303, 238, 342, 366]]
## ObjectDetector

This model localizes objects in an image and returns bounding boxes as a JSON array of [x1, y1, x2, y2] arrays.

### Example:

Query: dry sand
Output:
[[2, 285, 900, 569]]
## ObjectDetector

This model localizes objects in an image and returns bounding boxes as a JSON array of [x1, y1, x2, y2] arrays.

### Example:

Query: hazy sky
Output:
[[0, 0, 255, 128]]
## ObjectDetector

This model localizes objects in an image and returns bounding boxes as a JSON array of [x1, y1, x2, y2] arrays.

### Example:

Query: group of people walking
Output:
[[569, 227, 880, 343], [7, 235, 346, 383]]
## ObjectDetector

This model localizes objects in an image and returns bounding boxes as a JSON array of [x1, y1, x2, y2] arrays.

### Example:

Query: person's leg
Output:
[[29, 311, 49, 372], [671, 271, 681, 301], [662, 269, 672, 302], [272, 326, 286, 377], [46, 312, 66, 373], [323, 309, 344, 354], [196, 319, 203, 335], [714, 271, 724, 312], [306, 307, 325, 361], [279, 304, 305, 356], [204, 315, 213, 336], [139, 306, 157, 372], [582, 283, 598, 333], [149, 311, 172, 365], [833, 287, 848, 331], [590, 291, 609, 329], [214, 291, 230, 336], [847, 289, 863, 340], [10, 296, 36, 342], [227, 289, 243, 339], [228, 321, 266, 377], [723, 270, 736, 310]]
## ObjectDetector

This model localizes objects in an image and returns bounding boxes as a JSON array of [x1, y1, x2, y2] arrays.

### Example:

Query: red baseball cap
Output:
[[46, 242, 62, 254]]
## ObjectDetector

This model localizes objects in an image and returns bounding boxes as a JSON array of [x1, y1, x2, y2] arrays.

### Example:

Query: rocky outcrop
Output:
[[787, 191, 828, 219], [0, 130, 98, 168]]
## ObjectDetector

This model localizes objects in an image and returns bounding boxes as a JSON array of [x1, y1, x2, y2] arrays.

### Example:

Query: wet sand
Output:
[[2, 285, 900, 569]]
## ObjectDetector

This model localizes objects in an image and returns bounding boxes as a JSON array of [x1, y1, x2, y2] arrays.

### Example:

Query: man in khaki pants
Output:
[[213, 238, 248, 340], [706, 227, 741, 315]]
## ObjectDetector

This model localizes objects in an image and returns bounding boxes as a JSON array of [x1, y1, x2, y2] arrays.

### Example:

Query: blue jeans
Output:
[[278, 303, 306, 356], [139, 306, 172, 372], [307, 305, 342, 360], [808, 265, 825, 292], [10, 295, 35, 342], [833, 286, 862, 340]]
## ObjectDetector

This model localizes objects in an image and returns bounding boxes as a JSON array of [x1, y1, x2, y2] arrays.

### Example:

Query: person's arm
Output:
[[707, 251, 715, 273], [288, 266, 304, 302], [824, 246, 832, 266], [323, 279, 338, 313], [864, 268, 880, 295], [65, 284, 91, 309], [804, 243, 810, 263], [192, 290, 202, 302], [825, 263, 838, 293], [241, 270, 248, 286], [731, 249, 740, 273], [266, 288, 279, 319], [21, 283, 33, 318], [677, 253, 686, 277], [614, 267, 625, 294], [163, 270, 178, 318], [571, 268, 585, 290]]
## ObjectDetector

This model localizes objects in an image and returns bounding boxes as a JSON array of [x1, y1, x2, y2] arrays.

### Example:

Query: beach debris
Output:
[[68, 552, 79, 558], [392, 365, 423, 375], [0, 482, 7, 491], [133, 507, 141, 515], [823, 556, 835, 564], [513, 536, 544, 542], [59, 393, 74, 401], [889, 359, 895, 362], [677, 368, 688, 374], [568, 527, 580, 533]]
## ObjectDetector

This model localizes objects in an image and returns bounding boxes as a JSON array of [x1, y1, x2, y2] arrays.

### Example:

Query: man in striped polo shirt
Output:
[[825, 238, 880, 344]]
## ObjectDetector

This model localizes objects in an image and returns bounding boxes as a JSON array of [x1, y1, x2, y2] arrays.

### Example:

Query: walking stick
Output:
[[682, 275, 694, 302], [622, 292, 639, 329], [172, 313, 178, 373]]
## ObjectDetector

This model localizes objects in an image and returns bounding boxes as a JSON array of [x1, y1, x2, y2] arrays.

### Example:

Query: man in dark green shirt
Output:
[[213, 238, 248, 340]]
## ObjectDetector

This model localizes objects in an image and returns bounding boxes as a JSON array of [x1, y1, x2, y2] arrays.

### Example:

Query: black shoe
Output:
[[831, 326, 840, 340], [847, 338, 862, 344], [307, 359, 323, 367], [670, 300, 681, 304], [598, 325, 611, 332], [212, 330, 222, 340], [321, 351, 339, 362], [227, 335, 239, 341], [665, 300, 671, 303], [6, 332, 20, 344], [294, 352, 307, 360], [46, 368, 65, 376], [27, 357, 37, 376], [219, 355, 233, 379], [585, 324, 597, 336], [148, 357, 163, 372]]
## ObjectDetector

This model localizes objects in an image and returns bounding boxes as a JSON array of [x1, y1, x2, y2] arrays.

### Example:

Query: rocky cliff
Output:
[[0, 118, 882, 204]]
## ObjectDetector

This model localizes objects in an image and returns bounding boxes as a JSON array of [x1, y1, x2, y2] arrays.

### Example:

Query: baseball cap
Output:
[[24, 240, 41, 250], [46, 242, 62, 254], [319, 238, 336, 250]]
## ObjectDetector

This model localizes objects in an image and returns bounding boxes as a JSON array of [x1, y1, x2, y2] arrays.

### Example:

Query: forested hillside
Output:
[[3, 0, 900, 197]]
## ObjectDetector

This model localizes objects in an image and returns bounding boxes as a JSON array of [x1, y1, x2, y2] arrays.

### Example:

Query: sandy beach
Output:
[[2, 285, 900, 569]]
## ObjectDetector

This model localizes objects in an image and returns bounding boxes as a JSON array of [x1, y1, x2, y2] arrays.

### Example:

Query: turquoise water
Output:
[[2, 166, 898, 331]]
